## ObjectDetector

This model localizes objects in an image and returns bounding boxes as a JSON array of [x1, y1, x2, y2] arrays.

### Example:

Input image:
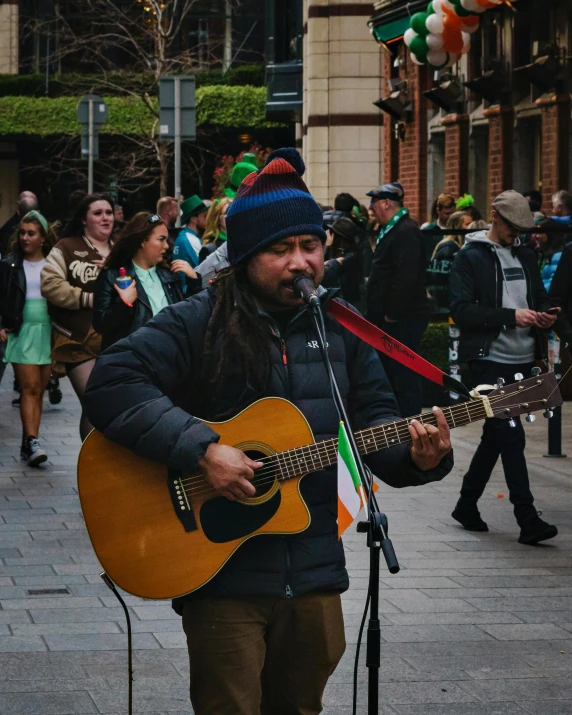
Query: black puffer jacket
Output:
[[367, 216, 430, 324], [84, 288, 453, 609], [450, 239, 552, 362], [93, 263, 184, 350], [0, 255, 26, 334], [549, 246, 572, 348]]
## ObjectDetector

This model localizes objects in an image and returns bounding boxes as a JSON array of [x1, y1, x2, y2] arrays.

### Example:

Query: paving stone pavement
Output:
[[0, 365, 571, 715]]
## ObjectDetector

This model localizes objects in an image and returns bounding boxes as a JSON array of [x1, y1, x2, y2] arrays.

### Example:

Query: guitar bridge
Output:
[[167, 470, 198, 532]]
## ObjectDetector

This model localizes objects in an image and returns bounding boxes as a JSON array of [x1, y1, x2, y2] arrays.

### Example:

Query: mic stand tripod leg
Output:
[[101, 572, 133, 715]]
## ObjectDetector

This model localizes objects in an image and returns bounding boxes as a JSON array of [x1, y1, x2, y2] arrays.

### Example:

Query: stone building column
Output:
[[0, 0, 18, 74], [303, 1, 384, 206], [536, 93, 570, 210], [484, 105, 514, 198], [441, 114, 469, 197]]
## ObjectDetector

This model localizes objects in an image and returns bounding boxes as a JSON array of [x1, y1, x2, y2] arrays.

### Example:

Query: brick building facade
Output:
[[370, 0, 572, 222]]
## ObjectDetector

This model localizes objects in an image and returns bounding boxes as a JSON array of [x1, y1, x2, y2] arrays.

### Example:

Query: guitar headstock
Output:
[[481, 371, 563, 422]]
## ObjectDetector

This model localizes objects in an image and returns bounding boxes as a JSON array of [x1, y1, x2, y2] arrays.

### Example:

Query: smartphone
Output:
[[547, 307, 559, 314]]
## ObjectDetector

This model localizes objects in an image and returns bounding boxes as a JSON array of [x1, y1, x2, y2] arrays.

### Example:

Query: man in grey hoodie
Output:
[[449, 190, 558, 545]]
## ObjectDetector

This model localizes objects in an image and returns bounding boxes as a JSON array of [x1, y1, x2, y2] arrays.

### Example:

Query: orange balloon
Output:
[[463, 15, 480, 29], [442, 14, 463, 54]]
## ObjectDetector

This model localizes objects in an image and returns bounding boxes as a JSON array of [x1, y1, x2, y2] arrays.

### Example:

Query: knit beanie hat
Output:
[[226, 147, 327, 265]]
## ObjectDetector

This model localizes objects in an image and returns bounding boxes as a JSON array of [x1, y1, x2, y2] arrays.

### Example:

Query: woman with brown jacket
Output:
[[41, 193, 114, 439]]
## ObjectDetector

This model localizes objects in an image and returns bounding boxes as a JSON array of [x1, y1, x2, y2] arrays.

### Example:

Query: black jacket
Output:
[[426, 239, 460, 316], [93, 263, 184, 350], [84, 288, 453, 608], [549, 245, 572, 347], [366, 216, 430, 325], [449, 239, 552, 362], [0, 254, 26, 334]]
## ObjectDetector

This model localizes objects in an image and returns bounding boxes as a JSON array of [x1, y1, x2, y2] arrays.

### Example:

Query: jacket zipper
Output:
[[278, 335, 293, 598]]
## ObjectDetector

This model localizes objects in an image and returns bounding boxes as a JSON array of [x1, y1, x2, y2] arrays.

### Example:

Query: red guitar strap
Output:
[[328, 299, 471, 398]]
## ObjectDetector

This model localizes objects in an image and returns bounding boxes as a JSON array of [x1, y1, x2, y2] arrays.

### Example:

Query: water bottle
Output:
[[115, 267, 133, 290]]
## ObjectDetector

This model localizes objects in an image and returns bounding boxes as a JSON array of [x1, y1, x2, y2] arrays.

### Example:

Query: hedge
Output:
[[0, 85, 282, 137], [0, 65, 266, 98], [420, 321, 448, 372]]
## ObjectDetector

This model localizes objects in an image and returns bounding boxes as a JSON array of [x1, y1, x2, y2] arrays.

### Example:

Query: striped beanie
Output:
[[226, 147, 326, 265]]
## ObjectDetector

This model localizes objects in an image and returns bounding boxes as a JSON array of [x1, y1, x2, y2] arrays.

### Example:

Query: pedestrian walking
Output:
[[0, 211, 54, 465], [450, 190, 559, 544], [172, 195, 209, 291], [366, 182, 430, 417], [40, 193, 114, 440], [199, 198, 231, 264], [426, 210, 472, 316], [93, 213, 184, 350], [322, 217, 361, 304], [550, 244, 572, 352], [534, 218, 566, 291], [0, 191, 38, 258], [84, 147, 453, 715]]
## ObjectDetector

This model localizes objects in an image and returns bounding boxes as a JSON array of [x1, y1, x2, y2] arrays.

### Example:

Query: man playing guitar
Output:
[[85, 148, 453, 715]]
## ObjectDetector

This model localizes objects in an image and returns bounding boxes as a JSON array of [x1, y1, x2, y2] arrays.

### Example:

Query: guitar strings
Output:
[[177, 391, 548, 496], [176, 398, 488, 491], [176, 384, 545, 493], [176, 395, 543, 499], [177, 397, 547, 500]]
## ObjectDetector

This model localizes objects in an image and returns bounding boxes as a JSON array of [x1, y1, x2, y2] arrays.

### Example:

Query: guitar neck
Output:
[[275, 400, 489, 480]]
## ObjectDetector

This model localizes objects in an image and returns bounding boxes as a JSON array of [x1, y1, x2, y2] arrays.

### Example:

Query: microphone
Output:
[[293, 275, 320, 307]]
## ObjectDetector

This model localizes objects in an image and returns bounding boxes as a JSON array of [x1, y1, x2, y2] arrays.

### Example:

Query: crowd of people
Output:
[[0, 166, 571, 543], [1, 147, 571, 713]]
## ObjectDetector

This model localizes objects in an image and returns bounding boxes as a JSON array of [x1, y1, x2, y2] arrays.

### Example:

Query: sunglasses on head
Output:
[[148, 214, 162, 224]]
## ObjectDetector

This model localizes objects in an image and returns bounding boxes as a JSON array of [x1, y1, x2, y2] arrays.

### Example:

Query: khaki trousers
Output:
[[182, 591, 346, 715]]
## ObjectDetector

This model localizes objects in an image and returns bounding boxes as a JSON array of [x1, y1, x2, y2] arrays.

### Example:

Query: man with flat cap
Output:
[[366, 182, 430, 418], [450, 190, 558, 545]]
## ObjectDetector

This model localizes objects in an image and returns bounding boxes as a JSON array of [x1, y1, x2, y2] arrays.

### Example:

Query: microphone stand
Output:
[[303, 292, 399, 715]]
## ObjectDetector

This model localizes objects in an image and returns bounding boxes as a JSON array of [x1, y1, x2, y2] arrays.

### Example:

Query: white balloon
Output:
[[432, 0, 445, 14], [426, 13, 444, 33], [427, 49, 448, 66], [461, 0, 486, 12], [411, 53, 425, 65], [441, 0, 455, 11], [426, 32, 445, 51], [404, 28, 417, 47]]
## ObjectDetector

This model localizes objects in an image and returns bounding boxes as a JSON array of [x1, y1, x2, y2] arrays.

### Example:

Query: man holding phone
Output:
[[449, 190, 558, 545]]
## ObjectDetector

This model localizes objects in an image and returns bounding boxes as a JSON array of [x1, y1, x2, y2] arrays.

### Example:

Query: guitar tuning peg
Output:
[[495, 377, 505, 388], [514, 373, 524, 381], [543, 409, 554, 419], [530, 367, 541, 377], [525, 413, 536, 423], [508, 418, 517, 428]]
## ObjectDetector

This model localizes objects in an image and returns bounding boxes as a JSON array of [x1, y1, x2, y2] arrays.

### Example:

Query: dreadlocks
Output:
[[202, 264, 272, 399]]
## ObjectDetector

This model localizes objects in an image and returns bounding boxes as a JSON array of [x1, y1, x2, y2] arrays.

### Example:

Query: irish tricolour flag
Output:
[[337, 421, 366, 538]]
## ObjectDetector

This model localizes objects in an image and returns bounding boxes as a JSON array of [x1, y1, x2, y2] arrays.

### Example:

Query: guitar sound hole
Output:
[[244, 449, 277, 496]]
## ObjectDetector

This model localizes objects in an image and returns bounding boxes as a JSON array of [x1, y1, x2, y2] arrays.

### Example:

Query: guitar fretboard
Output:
[[273, 400, 489, 480]]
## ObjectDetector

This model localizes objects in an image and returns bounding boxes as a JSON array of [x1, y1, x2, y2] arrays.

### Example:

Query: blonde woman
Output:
[[0, 211, 55, 465], [198, 198, 231, 264]]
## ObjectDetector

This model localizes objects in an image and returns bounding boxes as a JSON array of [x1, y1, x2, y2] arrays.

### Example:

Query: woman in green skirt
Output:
[[0, 211, 54, 465]]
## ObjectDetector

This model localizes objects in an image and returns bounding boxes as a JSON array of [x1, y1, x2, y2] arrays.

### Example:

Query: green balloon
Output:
[[427, 1, 435, 13], [410, 35, 429, 61], [410, 12, 430, 36]]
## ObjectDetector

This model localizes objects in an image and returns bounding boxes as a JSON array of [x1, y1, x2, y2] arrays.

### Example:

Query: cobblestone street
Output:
[[0, 366, 571, 715]]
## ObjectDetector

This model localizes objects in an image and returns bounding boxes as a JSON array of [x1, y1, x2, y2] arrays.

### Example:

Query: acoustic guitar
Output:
[[77, 370, 562, 600]]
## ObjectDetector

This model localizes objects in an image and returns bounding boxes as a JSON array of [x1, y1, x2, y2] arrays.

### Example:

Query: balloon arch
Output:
[[404, 0, 512, 70]]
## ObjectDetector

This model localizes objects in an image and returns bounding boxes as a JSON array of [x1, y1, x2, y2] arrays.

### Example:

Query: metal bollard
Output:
[[544, 331, 567, 459]]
